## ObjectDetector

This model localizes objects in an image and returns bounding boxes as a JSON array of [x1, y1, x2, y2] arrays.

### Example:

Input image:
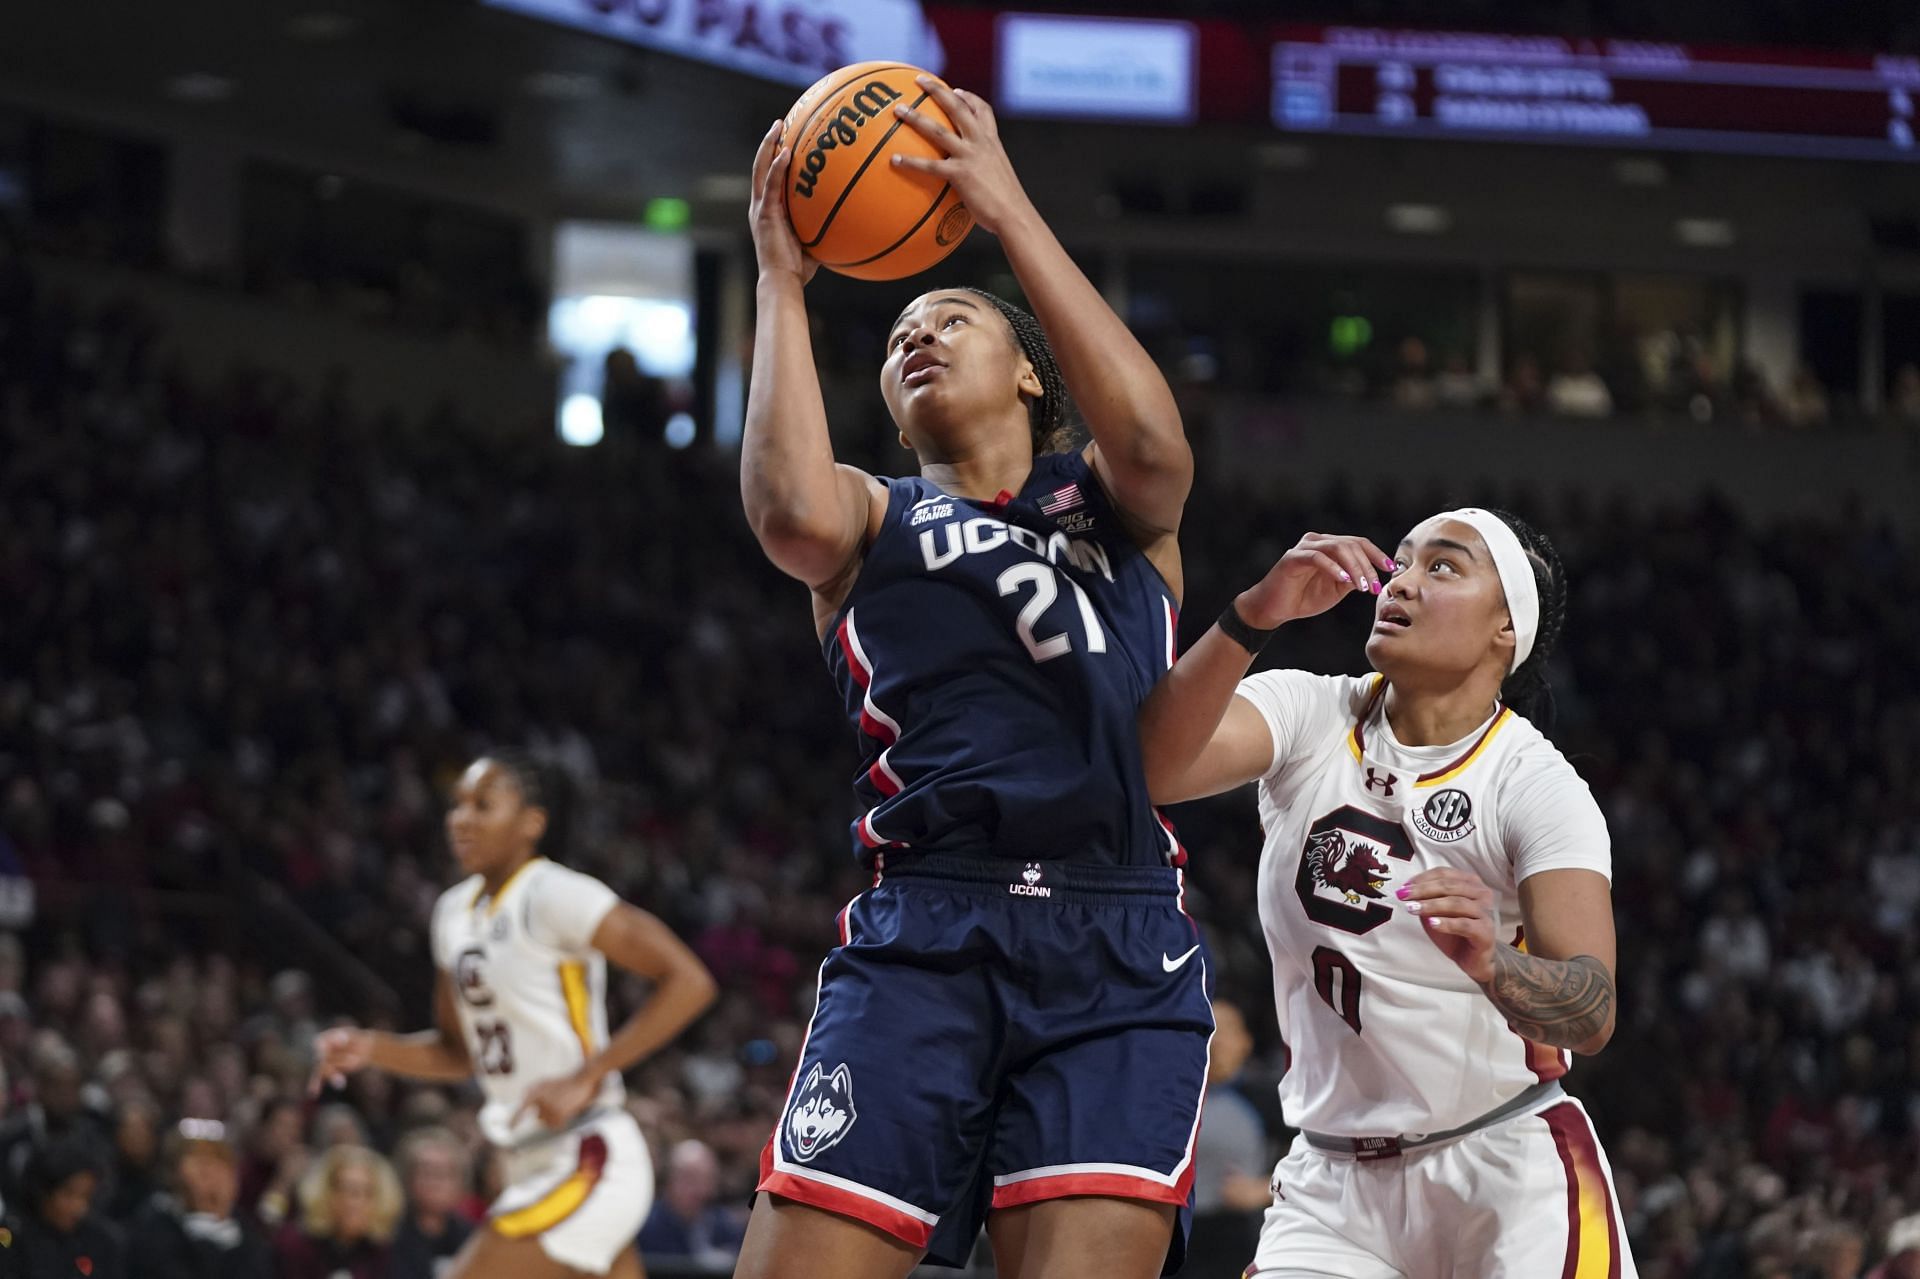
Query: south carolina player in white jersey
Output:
[[1141, 510, 1635, 1278], [312, 754, 716, 1279]]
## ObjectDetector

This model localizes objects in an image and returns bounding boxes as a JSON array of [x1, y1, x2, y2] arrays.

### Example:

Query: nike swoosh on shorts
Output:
[[1162, 945, 1200, 973]]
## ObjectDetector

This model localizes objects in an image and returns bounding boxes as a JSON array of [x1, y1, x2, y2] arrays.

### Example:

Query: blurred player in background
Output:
[[735, 77, 1210, 1279], [312, 754, 716, 1279], [1141, 511, 1637, 1277]]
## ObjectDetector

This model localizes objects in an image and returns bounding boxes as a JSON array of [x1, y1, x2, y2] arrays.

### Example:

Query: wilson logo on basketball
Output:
[[792, 81, 903, 200], [935, 204, 972, 246]]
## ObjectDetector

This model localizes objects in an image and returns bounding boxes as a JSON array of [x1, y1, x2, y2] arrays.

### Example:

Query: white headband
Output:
[[1436, 507, 1539, 674]]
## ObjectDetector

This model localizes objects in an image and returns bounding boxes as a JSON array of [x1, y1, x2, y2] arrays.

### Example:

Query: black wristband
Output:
[[1217, 601, 1276, 656]]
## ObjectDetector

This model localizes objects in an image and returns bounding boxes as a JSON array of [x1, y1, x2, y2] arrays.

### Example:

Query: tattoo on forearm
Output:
[[1479, 949, 1614, 1050]]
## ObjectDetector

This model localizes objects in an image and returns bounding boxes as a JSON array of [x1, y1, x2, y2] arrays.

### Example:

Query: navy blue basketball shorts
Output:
[[756, 854, 1216, 1272]]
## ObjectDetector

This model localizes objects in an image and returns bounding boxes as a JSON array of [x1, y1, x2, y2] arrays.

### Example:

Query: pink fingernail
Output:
[[1338, 571, 1351, 582], [1381, 557, 1397, 571], [1394, 886, 1410, 899], [1370, 580, 1382, 594]]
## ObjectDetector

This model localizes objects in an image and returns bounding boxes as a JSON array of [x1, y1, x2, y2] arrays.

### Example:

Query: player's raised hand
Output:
[[1236, 532, 1399, 630], [1399, 867, 1499, 984], [889, 77, 1031, 236], [309, 1025, 374, 1095], [514, 1069, 600, 1132], [749, 119, 819, 285]]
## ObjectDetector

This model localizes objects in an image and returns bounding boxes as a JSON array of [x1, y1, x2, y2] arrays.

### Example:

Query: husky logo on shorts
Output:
[[785, 1063, 857, 1163], [1009, 862, 1052, 898]]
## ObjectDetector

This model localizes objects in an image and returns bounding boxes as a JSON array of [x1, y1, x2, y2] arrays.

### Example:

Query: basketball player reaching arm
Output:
[[744, 74, 1191, 614], [312, 755, 715, 1279], [739, 78, 1208, 1279], [1139, 518, 1635, 1277]]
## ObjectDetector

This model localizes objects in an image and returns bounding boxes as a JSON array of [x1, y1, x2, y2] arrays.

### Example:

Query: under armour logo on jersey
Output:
[[1364, 768, 1399, 798], [784, 1063, 857, 1163]]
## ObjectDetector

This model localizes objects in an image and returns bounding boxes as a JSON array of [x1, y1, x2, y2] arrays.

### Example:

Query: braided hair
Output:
[[484, 750, 572, 862], [1486, 509, 1568, 732], [960, 288, 1076, 454]]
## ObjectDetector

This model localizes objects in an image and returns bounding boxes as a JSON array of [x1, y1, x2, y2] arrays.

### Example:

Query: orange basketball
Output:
[[782, 62, 975, 282]]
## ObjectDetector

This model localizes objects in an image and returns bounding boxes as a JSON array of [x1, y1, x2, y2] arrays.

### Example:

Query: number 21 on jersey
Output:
[[997, 563, 1106, 662]]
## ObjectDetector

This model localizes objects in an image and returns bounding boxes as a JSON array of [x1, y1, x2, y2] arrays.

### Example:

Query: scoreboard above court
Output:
[[1269, 26, 1920, 161]]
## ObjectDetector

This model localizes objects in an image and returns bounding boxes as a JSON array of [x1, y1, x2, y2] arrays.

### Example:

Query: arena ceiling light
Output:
[[285, 11, 359, 42], [696, 173, 754, 202], [523, 70, 605, 101], [1386, 203, 1452, 234], [1254, 142, 1315, 170], [1612, 157, 1669, 187], [163, 72, 235, 103], [1674, 217, 1736, 247]]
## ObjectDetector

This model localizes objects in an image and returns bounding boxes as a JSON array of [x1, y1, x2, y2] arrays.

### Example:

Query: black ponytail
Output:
[[486, 750, 572, 862], [960, 288, 1076, 455], [1486, 509, 1567, 733]]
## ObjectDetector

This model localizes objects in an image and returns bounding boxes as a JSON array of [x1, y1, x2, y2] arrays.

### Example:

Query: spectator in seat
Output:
[[1, 1136, 126, 1279], [127, 1119, 272, 1279], [637, 1138, 745, 1267], [1890, 362, 1920, 428], [1780, 364, 1831, 429], [273, 1144, 401, 1279], [1547, 349, 1614, 418], [388, 1127, 473, 1279], [1181, 999, 1272, 1277]]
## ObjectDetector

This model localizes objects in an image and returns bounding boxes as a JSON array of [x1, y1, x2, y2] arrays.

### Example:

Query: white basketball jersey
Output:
[[430, 858, 625, 1147], [1236, 672, 1612, 1138]]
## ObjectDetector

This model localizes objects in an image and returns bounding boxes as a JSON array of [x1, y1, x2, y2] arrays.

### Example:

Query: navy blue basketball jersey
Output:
[[824, 450, 1184, 867]]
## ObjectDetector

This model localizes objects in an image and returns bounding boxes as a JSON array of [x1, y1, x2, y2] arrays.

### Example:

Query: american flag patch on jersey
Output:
[[1039, 484, 1083, 516]]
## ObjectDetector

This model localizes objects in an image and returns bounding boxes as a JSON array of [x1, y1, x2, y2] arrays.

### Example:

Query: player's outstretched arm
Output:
[[581, 903, 717, 1078], [1141, 532, 1395, 802], [309, 971, 472, 1093], [514, 905, 718, 1131], [1401, 867, 1618, 1055], [742, 120, 884, 589], [891, 79, 1191, 541]]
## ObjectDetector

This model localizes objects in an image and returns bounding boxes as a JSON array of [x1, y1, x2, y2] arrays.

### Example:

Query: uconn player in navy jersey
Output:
[[736, 79, 1213, 1279]]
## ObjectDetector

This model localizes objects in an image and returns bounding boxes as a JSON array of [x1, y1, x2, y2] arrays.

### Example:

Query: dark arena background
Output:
[[3, 1, 1919, 1276]]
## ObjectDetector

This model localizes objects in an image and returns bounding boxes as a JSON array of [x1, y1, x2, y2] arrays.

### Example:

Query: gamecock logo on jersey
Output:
[[1295, 806, 1415, 936], [1307, 829, 1391, 905], [785, 1063, 858, 1163], [453, 947, 495, 1008], [1411, 789, 1476, 843]]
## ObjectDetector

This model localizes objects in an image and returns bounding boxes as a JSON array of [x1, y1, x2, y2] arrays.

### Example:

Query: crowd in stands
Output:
[[1379, 338, 1920, 433], [2, 262, 1919, 1279]]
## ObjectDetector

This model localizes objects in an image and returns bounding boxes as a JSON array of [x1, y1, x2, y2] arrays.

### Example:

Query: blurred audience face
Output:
[[405, 1141, 464, 1221], [116, 1101, 159, 1168], [329, 1160, 378, 1242], [665, 1140, 719, 1218], [40, 1169, 97, 1233], [258, 1098, 306, 1161], [179, 1142, 240, 1218], [315, 1103, 369, 1150], [34, 1050, 82, 1119]]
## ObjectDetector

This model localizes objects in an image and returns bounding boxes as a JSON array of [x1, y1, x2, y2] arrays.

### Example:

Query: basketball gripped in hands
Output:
[[779, 62, 975, 281]]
